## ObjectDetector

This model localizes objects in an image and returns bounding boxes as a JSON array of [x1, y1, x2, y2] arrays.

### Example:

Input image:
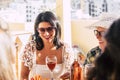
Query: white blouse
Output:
[[29, 64, 64, 79], [20, 40, 74, 79]]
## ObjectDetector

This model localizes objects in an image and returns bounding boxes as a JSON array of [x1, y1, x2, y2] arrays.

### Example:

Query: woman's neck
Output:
[[99, 44, 105, 53], [44, 42, 56, 50]]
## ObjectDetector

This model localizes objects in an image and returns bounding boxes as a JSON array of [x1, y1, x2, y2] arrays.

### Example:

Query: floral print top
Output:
[[84, 46, 102, 66], [20, 40, 36, 69], [20, 40, 74, 70]]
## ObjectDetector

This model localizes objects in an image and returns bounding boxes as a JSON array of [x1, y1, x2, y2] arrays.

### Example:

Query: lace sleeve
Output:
[[20, 40, 36, 70]]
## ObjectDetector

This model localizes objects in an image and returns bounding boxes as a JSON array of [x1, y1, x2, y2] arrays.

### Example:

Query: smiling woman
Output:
[[20, 11, 73, 80]]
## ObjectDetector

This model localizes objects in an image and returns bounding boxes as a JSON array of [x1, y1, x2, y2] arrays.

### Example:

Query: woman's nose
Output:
[[44, 31, 50, 35]]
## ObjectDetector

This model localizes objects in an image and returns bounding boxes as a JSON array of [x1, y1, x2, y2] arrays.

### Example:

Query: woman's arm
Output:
[[20, 62, 30, 80], [19, 40, 36, 80]]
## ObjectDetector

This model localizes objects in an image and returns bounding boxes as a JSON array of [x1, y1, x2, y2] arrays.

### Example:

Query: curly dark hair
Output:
[[33, 11, 63, 50]]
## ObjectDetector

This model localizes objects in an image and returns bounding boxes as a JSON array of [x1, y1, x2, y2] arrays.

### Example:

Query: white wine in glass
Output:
[[46, 55, 57, 80]]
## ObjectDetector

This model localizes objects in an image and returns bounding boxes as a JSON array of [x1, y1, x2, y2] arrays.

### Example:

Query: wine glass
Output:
[[46, 55, 57, 80]]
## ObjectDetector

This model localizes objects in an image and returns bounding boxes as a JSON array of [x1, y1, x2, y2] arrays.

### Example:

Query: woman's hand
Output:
[[60, 72, 70, 80]]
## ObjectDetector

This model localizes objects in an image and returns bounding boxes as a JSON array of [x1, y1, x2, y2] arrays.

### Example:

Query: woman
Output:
[[87, 18, 120, 80], [20, 11, 72, 80], [0, 17, 16, 80]]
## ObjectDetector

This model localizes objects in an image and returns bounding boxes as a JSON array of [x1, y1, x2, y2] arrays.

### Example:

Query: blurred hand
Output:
[[60, 72, 70, 80]]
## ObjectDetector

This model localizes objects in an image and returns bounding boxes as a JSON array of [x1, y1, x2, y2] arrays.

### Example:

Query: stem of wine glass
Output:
[[51, 71, 54, 80]]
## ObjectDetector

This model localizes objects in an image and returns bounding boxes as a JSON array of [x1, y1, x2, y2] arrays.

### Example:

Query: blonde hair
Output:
[[0, 17, 16, 80], [0, 17, 9, 30]]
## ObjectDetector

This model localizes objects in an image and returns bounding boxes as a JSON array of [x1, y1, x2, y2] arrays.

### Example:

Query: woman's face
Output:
[[94, 26, 107, 52], [37, 21, 56, 43]]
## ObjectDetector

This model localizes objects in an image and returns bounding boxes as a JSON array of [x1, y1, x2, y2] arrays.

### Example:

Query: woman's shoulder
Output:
[[23, 40, 36, 55], [19, 40, 36, 69], [23, 40, 36, 50]]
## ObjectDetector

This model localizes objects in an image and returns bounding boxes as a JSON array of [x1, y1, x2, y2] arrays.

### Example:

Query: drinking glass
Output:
[[46, 55, 57, 80], [84, 63, 94, 78]]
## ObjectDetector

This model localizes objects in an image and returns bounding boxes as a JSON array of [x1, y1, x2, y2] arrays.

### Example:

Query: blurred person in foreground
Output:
[[20, 11, 73, 80], [84, 13, 119, 65], [0, 17, 16, 80], [87, 18, 120, 80]]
